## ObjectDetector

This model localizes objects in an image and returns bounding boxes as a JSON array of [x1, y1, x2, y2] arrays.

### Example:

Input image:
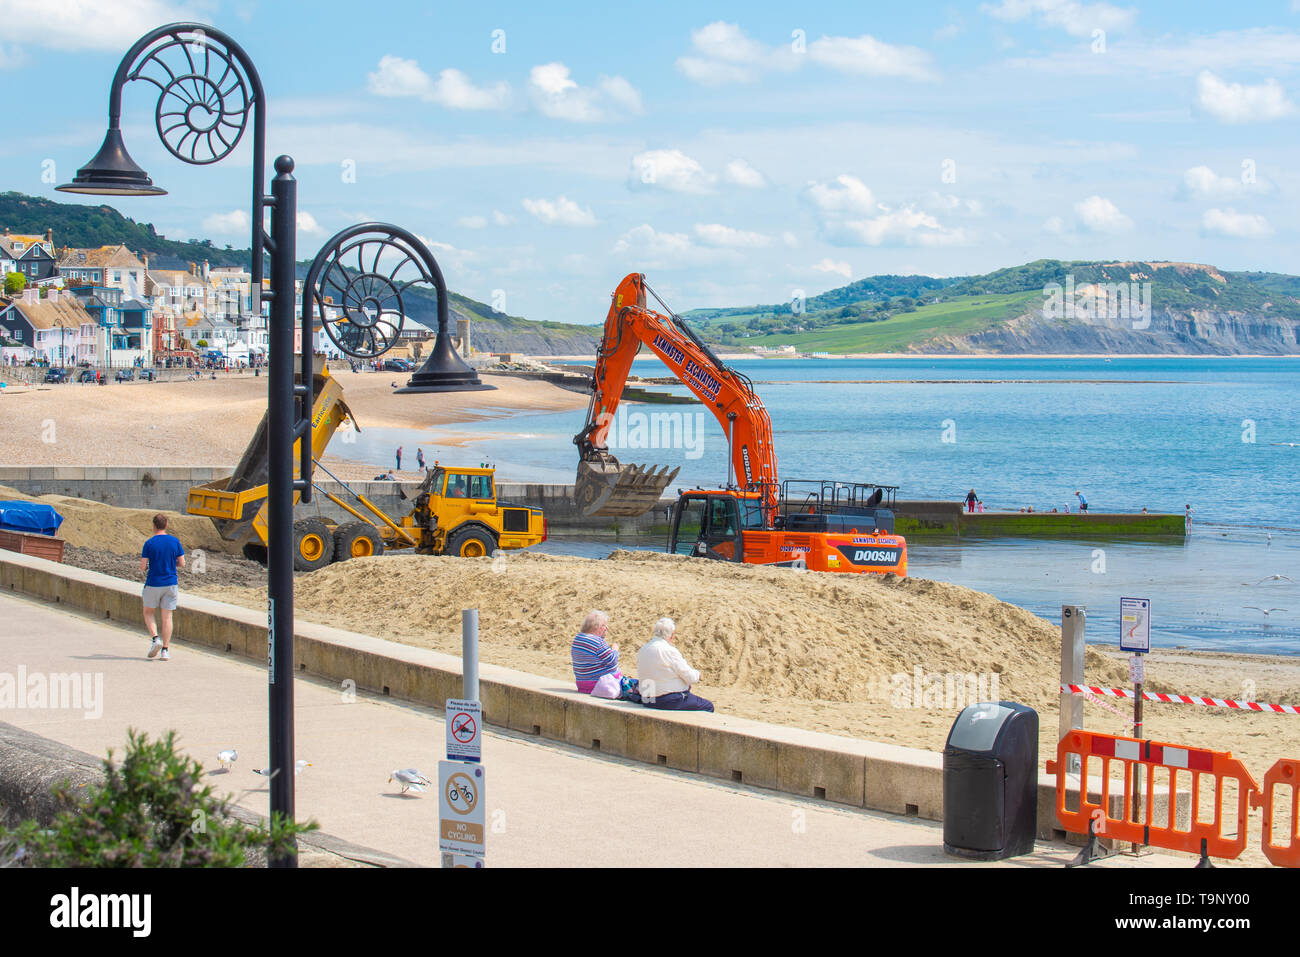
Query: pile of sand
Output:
[[210, 549, 1130, 712], [0, 484, 235, 557]]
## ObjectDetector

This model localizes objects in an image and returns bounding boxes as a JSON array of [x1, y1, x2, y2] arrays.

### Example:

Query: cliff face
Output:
[[915, 307, 1300, 355]]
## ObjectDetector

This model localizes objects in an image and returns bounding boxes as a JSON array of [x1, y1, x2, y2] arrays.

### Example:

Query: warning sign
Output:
[[446, 698, 482, 762], [1120, 597, 1150, 653], [438, 760, 485, 858]]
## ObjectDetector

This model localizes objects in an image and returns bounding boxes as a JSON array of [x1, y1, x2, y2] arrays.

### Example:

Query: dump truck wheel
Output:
[[293, 518, 335, 571], [242, 543, 268, 565], [334, 523, 384, 561], [447, 526, 496, 558]]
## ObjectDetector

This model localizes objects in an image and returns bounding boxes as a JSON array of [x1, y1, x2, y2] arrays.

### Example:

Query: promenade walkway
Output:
[[0, 590, 1179, 867]]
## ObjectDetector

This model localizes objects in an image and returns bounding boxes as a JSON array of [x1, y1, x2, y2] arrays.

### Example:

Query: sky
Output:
[[5, 0, 1300, 324]]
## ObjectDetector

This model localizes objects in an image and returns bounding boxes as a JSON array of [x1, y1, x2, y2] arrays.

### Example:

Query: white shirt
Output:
[[636, 636, 701, 699]]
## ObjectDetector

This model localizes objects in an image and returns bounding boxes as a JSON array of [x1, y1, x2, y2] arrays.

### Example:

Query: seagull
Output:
[[253, 760, 312, 778], [389, 769, 431, 794], [217, 749, 237, 771], [1244, 607, 1288, 616], [1269, 442, 1299, 447], [1243, 574, 1293, 585]]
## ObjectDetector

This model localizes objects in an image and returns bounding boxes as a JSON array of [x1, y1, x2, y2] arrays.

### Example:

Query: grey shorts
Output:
[[142, 584, 179, 610]]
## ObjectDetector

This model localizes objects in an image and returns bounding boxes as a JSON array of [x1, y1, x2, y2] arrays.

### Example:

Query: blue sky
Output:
[[6, 0, 1300, 323]]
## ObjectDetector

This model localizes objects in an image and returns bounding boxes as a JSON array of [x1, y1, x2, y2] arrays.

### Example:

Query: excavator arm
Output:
[[573, 273, 779, 520]]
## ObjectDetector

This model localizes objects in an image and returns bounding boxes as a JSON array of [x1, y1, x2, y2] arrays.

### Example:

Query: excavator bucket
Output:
[[574, 456, 680, 518]]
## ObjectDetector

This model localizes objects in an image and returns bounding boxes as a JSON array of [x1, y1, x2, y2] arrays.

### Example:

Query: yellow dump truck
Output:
[[187, 361, 546, 570]]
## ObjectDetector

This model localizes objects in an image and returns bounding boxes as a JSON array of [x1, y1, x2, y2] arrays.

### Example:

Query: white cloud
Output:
[[1196, 70, 1295, 124], [296, 211, 323, 235], [0, 0, 208, 52], [694, 224, 772, 247], [1074, 195, 1133, 232], [1003, 29, 1300, 77], [522, 195, 597, 226], [613, 224, 694, 262], [812, 259, 852, 279], [828, 207, 971, 247], [723, 159, 767, 188], [927, 192, 985, 214], [457, 215, 488, 229], [1179, 165, 1269, 198], [807, 35, 939, 81], [202, 209, 249, 235], [1202, 207, 1273, 238], [981, 0, 1136, 37], [677, 21, 935, 84], [529, 62, 641, 122], [492, 210, 515, 226], [367, 56, 509, 110], [630, 149, 716, 193], [806, 175, 875, 214]]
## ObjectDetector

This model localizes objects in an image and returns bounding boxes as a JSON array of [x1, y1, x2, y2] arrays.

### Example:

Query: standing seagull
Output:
[[217, 749, 238, 772], [389, 769, 431, 794]]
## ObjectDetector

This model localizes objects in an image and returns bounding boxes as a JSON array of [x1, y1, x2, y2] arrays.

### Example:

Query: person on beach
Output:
[[1185, 504, 1193, 526], [417, 448, 425, 470], [965, 489, 978, 513], [140, 514, 185, 661], [395, 445, 403, 471], [1075, 490, 1089, 513], [571, 610, 622, 693], [637, 617, 714, 713]]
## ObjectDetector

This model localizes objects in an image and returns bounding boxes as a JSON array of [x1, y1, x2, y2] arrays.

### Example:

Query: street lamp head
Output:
[[56, 128, 167, 197]]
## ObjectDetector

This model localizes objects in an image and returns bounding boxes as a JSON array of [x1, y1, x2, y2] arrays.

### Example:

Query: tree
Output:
[[196, 339, 209, 348], [0, 729, 316, 867], [4, 272, 25, 295]]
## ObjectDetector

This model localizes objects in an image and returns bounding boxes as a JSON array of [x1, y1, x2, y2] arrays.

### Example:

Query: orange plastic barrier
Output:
[[1260, 759, 1300, 868], [1047, 730, 1261, 862]]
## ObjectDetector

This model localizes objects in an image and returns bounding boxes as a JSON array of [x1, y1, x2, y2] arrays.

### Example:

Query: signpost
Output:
[[441, 609, 485, 867], [1120, 597, 1150, 852]]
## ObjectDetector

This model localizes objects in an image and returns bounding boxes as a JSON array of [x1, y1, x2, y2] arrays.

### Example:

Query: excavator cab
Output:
[[668, 491, 758, 562]]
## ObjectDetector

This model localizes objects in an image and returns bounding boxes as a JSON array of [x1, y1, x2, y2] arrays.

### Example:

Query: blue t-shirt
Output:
[[142, 534, 185, 587]]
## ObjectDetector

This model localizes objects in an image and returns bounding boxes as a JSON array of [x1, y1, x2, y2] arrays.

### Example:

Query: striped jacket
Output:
[[571, 631, 619, 691]]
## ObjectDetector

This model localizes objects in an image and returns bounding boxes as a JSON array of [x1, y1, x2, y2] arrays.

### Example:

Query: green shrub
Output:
[[0, 729, 316, 867]]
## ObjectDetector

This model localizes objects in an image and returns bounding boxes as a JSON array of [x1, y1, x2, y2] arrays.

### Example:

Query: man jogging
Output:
[[140, 513, 185, 661]]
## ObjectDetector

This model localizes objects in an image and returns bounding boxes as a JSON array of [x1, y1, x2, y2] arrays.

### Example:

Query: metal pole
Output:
[[267, 155, 298, 868], [1132, 651, 1144, 852], [1060, 605, 1085, 775], [462, 608, 479, 701]]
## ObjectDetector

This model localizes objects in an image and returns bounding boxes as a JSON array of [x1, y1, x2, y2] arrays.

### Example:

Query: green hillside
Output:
[[735, 292, 1038, 353]]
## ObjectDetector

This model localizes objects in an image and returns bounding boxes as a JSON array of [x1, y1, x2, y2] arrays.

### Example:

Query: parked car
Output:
[[138, 368, 157, 381], [115, 368, 135, 382], [44, 368, 69, 384], [76, 369, 98, 383], [382, 358, 412, 371]]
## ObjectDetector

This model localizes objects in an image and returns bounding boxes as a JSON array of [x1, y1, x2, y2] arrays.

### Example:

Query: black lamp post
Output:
[[58, 22, 305, 866]]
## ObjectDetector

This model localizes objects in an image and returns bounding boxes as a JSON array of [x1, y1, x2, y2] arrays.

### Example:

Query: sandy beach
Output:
[[0, 367, 588, 478]]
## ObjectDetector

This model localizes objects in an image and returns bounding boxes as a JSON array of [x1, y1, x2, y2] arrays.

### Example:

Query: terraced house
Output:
[[0, 228, 58, 285], [0, 288, 96, 365], [57, 244, 147, 300]]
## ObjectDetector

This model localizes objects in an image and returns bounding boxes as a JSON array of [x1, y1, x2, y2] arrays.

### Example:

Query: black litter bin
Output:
[[942, 701, 1038, 860]]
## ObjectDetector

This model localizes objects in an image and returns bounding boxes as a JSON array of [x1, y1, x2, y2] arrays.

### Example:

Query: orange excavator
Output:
[[573, 273, 908, 576]]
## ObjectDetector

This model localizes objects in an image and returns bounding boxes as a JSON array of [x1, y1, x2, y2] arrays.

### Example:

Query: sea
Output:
[[339, 357, 1300, 656]]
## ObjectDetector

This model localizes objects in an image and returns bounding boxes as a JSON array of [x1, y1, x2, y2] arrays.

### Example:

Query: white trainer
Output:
[[147, 638, 163, 659], [160, 647, 170, 661]]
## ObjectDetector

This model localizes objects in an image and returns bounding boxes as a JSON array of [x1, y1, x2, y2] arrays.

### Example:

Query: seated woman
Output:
[[570, 610, 621, 694], [636, 617, 714, 712]]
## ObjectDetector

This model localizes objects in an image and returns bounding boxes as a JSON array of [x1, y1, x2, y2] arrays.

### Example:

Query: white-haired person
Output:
[[571, 610, 622, 694], [635, 617, 714, 713]]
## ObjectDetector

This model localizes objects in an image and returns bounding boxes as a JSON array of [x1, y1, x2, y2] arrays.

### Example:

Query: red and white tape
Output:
[[1060, 684, 1300, 715]]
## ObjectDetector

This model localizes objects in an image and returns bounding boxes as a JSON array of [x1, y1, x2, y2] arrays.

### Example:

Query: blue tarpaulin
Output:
[[0, 501, 64, 536]]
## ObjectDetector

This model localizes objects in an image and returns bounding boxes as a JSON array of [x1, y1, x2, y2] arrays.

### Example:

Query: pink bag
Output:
[[591, 674, 621, 699]]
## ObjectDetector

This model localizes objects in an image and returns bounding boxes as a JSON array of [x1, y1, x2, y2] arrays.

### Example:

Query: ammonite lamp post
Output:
[[60, 23, 310, 867]]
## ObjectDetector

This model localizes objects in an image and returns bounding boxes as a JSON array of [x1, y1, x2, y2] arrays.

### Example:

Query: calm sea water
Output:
[[338, 357, 1300, 655]]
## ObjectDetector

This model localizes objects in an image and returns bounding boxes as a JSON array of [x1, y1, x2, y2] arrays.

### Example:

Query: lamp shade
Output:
[[56, 128, 167, 197]]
